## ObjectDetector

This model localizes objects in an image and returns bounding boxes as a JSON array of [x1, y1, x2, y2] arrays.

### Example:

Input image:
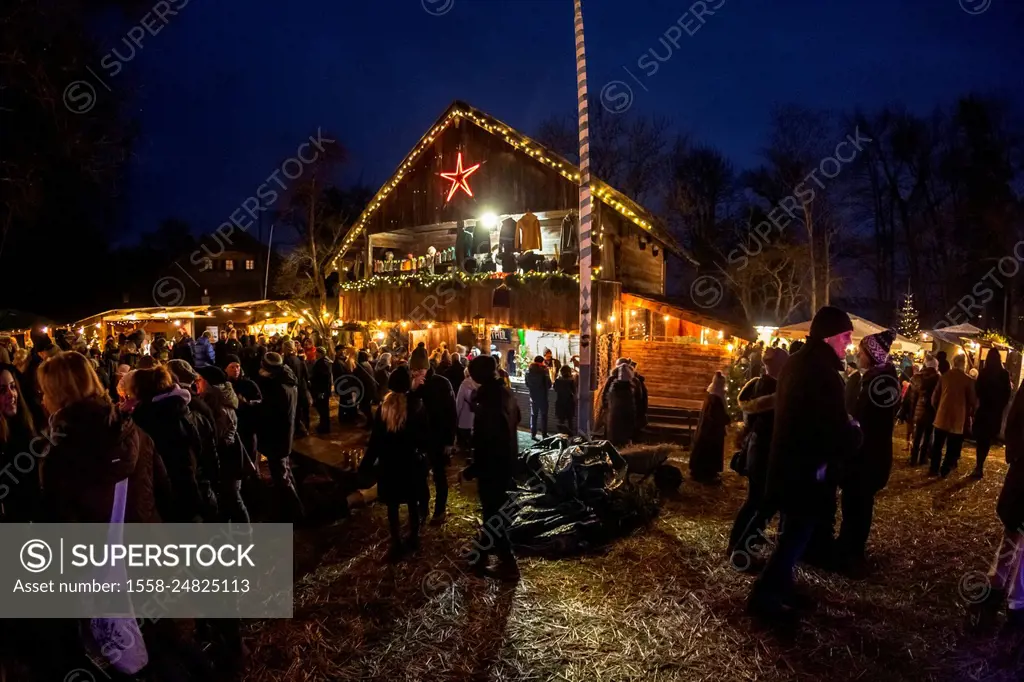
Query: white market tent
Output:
[[775, 314, 923, 353]]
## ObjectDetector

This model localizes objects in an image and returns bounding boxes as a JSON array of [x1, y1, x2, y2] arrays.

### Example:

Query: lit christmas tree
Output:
[[897, 287, 921, 338]]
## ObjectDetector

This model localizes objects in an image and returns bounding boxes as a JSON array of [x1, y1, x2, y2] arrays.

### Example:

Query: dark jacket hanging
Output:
[[499, 217, 517, 253], [472, 221, 492, 255]]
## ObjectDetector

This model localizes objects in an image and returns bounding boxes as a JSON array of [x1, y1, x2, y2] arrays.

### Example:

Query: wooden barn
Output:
[[332, 101, 748, 431]]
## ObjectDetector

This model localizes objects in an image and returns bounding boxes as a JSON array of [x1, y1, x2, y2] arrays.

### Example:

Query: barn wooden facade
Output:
[[333, 101, 746, 415]]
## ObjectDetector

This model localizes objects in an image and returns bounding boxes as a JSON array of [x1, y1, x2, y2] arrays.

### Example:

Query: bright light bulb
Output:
[[630, 310, 637, 317], [663, 315, 670, 322], [609, 315, 616, 323], [480, 213, 498, 228]]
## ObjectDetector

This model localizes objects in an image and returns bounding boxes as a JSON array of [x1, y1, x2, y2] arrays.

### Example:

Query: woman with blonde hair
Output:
[[362, 365, 426, 561], [37, 351, 170, 524]]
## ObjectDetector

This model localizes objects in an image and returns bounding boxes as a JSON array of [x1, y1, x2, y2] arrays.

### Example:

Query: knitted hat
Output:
[[809, 306, 854, 340], [166, 359, 197, 384], [224, 353, 241, 366], [861, 328, 896, 365], [925, 356, 939, 370], [262, 351, 284, 370], [410, 343, 429, 371], [469, 354, 497, 384], [196, 365, 227, 385], [615, 357, 631, 366], [315, 346, 327, 357], [387, 365, 412, 392]]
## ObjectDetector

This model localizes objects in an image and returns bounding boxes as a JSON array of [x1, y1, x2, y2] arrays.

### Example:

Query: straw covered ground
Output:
[[245, 436, 1024, 681]]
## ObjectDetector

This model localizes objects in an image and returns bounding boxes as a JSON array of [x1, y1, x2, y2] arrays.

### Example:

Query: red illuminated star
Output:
[[439, 152, 480, 202]]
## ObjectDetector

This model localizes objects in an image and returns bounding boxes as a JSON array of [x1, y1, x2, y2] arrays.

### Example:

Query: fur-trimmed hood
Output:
[[737, 377, 777, 415]]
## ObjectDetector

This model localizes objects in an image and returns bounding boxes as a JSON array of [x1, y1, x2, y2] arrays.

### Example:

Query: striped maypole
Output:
[[574, 0, 593, 436]]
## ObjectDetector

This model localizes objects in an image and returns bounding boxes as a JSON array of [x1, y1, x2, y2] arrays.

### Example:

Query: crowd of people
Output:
[[2, 310, 1021, 677], [709, 307, 1024, 631]]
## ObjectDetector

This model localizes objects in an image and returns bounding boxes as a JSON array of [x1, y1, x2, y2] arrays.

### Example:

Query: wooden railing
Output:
[[337, 275, 620, 333]]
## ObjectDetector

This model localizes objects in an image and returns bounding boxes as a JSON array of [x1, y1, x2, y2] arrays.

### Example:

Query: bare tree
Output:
[[273, 137, 360, 348], [535, 107, 671, 204]]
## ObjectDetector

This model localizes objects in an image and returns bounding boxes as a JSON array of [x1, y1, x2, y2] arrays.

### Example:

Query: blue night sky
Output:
[[114, 0, 1023, 240]]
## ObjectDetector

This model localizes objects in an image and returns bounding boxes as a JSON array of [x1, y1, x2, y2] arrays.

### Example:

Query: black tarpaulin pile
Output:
[[508, 435, 660, 556]]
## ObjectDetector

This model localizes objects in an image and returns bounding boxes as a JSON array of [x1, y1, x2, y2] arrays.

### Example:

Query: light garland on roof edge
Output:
[[332, 108, 659, 269]]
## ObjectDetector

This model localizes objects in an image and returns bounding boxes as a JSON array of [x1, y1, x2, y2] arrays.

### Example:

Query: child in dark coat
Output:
[[363, 366, 426, 561]]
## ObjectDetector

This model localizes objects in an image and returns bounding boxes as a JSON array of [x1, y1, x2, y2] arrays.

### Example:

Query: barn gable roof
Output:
[[335, 100, 694, 266]]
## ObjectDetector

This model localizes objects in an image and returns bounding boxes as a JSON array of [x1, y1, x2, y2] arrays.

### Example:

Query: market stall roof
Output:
[[776, 314, 922, 353], [334, 100, 695, 266], [73, 300, 297, 328], [622, 292, 755, 341], [926, 323, 985, 347]]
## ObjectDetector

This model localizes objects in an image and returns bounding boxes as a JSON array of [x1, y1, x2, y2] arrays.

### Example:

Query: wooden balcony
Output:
[[337, 272, 619, 332]]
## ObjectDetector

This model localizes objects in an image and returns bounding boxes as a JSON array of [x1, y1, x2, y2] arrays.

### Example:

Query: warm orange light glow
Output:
[[609, 315, 616, 323]]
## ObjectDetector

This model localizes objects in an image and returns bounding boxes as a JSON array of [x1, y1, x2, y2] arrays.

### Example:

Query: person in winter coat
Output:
[[349, 349, 379, 429], [971, 386, 1024, 631], [836, 329, 899, 573], [256, 352, 304, 522], [37, 352, 172, 524], [282, 341, 311, 438], [374, 353, 392, 403], [194, 331, 216, 369], [749, 306, 861, 622], [554, 365, 577, 435], [128, 365, 212, 522], [363, 366, 427, 561], [464, 354, 521, 578], [224, 354, 262, 479], [101, 338, 121, 402], [689, 370, 730, 483], [222, 329, 242, 362], [455, 368, 478, 451], [409, 343, 457, 524], [631, 360, 649, 435], [908, 356, 941, 466], [172, 330, 196, 367], [973, 348, 1012, 478], [445, 352, 467, 396], [930, 353, 977, 476], [605, 363, 637, 447], [309, 347, 333, 434], [728, 347, 788, 567], [525, 355, 551, 440], [0, 363, 41, 522], [196, 365, 248, 525]]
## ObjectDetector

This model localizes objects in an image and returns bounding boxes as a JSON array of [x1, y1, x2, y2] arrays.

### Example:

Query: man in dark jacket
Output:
[[409, 343, 457, 523], [282, 340, 311, 438], [172, 330, 196, 367], [310, 346, 333, 434], [908, 356, 940, 466], [836, 329, 899, 574], [445, 352, 467, 395], [749, 306, 861, 621], [465, 354, 521, 577], [525, 355, 551, 440], [256, 352, 304, 522], [225, 353, 262, 476]]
